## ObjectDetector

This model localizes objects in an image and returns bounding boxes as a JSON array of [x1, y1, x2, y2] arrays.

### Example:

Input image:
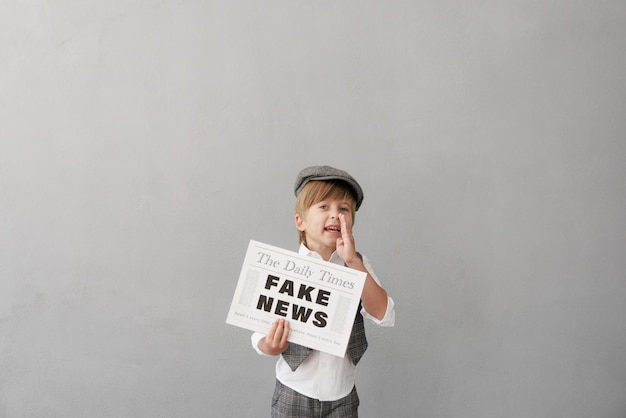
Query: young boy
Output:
[[251, 165, 395, 418]]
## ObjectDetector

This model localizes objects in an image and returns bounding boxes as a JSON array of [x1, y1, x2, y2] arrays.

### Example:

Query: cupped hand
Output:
[[336, 213, 359, 265]]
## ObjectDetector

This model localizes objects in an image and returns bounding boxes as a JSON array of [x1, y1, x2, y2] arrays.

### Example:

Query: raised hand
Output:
[[336, 213, 359, 266]]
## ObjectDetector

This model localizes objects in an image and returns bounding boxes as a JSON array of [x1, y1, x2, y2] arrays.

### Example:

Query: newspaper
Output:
[[226, 240, 367, 357]]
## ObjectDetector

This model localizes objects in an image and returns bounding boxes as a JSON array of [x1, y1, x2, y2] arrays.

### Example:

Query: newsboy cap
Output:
[[294, 165, 364, 210]]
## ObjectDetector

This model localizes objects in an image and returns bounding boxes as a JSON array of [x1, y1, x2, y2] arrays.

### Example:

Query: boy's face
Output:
[[295, 197, 354, 256]]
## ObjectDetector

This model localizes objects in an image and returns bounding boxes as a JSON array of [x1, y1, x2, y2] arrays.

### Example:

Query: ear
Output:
[[295, 213, 306, 231]]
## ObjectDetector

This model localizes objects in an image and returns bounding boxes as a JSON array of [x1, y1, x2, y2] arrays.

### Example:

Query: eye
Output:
[[340, 207, 350, 212], [318, 204, 328, 210]]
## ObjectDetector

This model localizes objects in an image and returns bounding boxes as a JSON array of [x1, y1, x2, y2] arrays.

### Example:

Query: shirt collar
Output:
[[298, 243, 342, 263]]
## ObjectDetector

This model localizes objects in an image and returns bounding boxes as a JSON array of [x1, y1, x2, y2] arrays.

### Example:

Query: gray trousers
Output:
[[271, 379, 359, 418]]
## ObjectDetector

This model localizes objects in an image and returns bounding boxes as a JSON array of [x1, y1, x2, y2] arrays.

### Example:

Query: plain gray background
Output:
[[2, 1, 625, 417]]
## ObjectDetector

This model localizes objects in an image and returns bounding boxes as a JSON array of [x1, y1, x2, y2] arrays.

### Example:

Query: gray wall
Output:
[[2, 1, 625, 417]]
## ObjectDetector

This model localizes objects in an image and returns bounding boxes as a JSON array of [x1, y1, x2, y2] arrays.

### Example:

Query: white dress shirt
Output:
[[251, 244, 395, 401]]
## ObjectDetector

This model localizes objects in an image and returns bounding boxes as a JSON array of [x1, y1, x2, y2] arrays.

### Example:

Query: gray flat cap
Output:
[[294, 165, 364, 210]]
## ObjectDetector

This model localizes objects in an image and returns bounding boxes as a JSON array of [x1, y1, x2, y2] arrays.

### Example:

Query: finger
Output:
[[339, 214, 350, 238], [280, 321, 290, 345], [272, 319, 288, 347], [274, 318, 287, 338], [267, 318, 279, 338], [340, 215, 355, 248], [272, 318, 288, 342]]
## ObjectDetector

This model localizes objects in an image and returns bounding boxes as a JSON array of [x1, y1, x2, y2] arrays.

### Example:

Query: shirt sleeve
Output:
[[251, 332, 273, 356], [360, 254, 396, 327]]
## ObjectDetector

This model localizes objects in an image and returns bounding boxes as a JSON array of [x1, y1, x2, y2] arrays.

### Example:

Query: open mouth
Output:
[[325, 225, 341, 233]]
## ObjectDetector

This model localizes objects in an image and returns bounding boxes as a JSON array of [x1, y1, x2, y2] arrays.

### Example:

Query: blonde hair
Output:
[[295, 180, 357, 245]]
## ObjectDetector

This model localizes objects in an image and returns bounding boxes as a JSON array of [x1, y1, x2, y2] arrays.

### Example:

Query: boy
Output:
[[251, 165, 395, 418]]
